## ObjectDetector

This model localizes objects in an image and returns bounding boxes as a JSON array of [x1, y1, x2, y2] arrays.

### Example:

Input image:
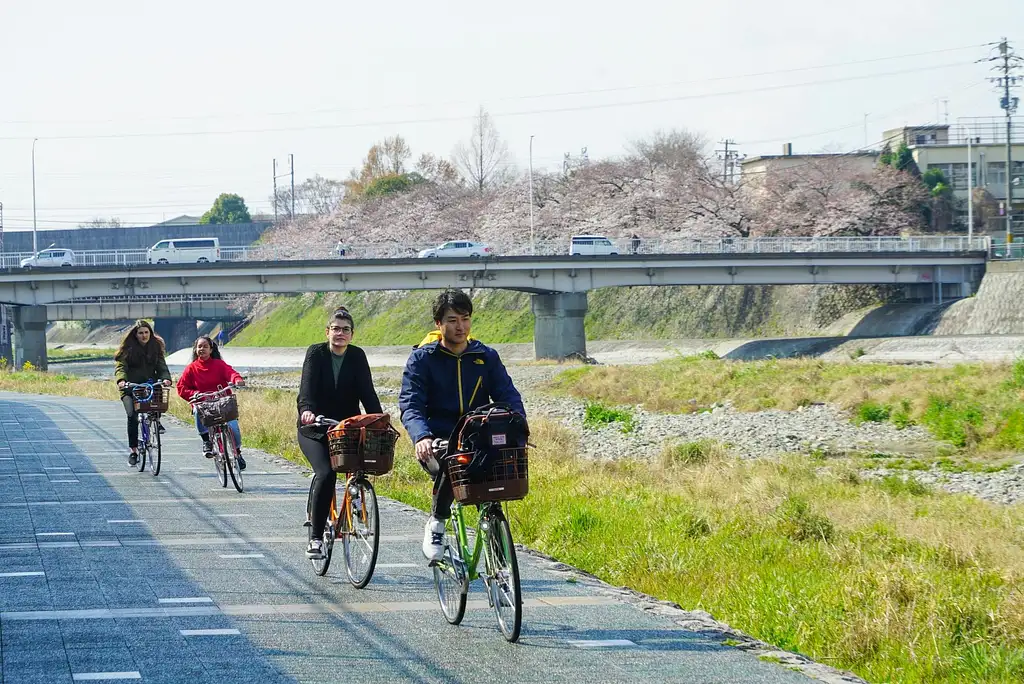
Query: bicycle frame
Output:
[[448, 501, 498, 581]]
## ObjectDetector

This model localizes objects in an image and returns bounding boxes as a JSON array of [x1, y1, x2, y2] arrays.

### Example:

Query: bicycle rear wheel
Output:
[[433, 518, 467, 625], [342, 476, 379, 589], [213, 428, 228, 488], [225, 429, 243, 493], [148, 414, 162, 477], [310, 492, 337, 576], [485, 506, 522, 642], [136, 415, 148, 473]]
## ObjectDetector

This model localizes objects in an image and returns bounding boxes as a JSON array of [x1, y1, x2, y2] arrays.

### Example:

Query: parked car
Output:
[[20, 248, 75, 268], [569, 235, 618, 256], [417, 240, 492, 258], [147, 237, 220, 264]]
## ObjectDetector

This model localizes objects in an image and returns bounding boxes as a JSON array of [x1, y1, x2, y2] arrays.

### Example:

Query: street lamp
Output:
[[528, 135, 535, 255], [966, 126, 973, 243], [31, 138, 38, 254]]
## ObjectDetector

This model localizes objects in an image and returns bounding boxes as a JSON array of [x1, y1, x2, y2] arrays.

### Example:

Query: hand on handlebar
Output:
[[415, 438, 435, 463], [300, 410, 316, 425]]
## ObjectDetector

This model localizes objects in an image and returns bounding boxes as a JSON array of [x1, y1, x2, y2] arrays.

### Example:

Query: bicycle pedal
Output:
[[302, 520, 311, 528]]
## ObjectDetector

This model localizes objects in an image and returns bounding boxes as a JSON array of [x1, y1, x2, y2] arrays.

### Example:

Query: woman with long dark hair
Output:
[[114, 320, 172, 466], [176, 336, 246, 468], [297, 307, 382, 559]]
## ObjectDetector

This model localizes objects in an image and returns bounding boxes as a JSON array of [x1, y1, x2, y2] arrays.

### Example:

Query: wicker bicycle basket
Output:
[[328, 425, 399, 475], [133, 385, 170, 414], [448, 446, 529, 506], [195, 394, 239, 427]]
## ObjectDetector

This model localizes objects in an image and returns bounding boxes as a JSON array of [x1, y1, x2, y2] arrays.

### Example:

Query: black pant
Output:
[[121, 394, 139, 449], [298, 431, 336, 538], [431, 452, 456, 520]]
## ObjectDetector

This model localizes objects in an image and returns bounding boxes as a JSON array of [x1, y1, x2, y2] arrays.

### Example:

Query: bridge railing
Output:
[[0, 235, 993, 269]]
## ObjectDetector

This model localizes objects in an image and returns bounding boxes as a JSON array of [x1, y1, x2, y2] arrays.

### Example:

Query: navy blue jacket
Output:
[[399, 339, 525, 444]]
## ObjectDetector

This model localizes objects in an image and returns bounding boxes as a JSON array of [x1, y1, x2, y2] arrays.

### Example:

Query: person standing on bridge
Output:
[[297, 307, 383, 560], [176, 336, 246, 470], [399, 288, 526, 562], [114, 320, 172, 467]]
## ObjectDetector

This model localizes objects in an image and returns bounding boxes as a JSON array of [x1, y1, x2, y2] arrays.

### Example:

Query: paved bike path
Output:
[[0, 393, 811, 684]]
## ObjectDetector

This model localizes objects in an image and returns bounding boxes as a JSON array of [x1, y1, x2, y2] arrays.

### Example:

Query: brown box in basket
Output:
[[328, 427, 398, 475], [134, 385, 170, 414], [449, 447, 529, 506]]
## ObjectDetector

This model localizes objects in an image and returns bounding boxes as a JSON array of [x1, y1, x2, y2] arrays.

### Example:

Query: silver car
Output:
[[417, 240, 492, 258]]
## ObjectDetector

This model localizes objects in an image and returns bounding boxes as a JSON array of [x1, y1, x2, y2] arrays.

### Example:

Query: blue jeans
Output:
[[194, 410, 242, 451]]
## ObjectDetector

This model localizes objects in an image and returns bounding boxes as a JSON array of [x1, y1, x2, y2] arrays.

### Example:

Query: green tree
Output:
[[362, 173, 426, 198], [878, 142, 893, 168], [891, 142, 919, 175], [200, 193, 251, 224]]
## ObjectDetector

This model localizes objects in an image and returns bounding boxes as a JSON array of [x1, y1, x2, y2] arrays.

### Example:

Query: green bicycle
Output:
[[429, 438, 524, 643]]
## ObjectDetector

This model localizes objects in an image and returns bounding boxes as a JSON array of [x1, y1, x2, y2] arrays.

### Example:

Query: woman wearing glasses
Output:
[[297, 307, 383, 559]]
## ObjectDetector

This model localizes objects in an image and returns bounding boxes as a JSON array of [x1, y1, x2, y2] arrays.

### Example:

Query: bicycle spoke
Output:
[[343, 478, 379, 589]]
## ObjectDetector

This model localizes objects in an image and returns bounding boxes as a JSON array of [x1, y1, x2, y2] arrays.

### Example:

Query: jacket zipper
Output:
[[467, 376, 483, 407], [455, 356, 464, 413]]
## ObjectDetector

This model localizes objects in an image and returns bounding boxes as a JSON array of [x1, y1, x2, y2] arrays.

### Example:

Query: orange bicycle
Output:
[[305, 416, 389, 588]]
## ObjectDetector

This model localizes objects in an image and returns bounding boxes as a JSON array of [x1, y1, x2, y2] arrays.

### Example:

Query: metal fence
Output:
[[0, 235, 994, 270]]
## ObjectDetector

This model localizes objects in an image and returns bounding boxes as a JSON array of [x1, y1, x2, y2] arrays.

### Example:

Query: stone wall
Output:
[[929, 261, 1024, 335]]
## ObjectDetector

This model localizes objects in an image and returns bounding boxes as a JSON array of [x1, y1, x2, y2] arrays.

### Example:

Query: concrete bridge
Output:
[[0, 237, 989, 368]]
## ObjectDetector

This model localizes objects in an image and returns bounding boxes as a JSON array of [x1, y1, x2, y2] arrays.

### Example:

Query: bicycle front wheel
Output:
[[225, 430, 243, 493], [342, 477, 379, 589], [433, 518, 467, 626], [136, 415, 148, 473], [149, 414, 162, 477], [213, 429, 228, 488], [485, 507, 522, 642]]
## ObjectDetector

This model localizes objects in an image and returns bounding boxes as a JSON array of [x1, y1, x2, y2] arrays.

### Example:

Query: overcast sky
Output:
[[0, 0, 1020, 231]]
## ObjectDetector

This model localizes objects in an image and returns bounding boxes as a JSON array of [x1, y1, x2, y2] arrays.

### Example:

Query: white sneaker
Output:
[[422, 517, 446, 562]]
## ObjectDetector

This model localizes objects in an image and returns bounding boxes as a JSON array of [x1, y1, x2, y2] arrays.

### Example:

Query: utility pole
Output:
[[528, 135, 535, 256], [273, 157, 294, 221], [985, 38, 1022, 245], [716, 139, 738, 183], [289, 153, 296, 219]]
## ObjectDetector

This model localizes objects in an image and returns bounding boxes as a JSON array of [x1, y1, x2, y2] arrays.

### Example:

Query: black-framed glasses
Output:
[[328, 325, 353, 334]]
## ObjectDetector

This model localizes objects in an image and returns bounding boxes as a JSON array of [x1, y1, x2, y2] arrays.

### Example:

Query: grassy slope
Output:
[[230, 283, 883, 347], [0, 368, 1021, 682]]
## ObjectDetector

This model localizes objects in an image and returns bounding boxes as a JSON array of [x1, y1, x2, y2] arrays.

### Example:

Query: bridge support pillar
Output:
[[531, 292, 588, 360], [13, 306, 48, 371], [154, 317, 198, 354]]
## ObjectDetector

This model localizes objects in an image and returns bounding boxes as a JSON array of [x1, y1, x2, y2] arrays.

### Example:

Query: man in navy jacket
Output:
[[399, 288, 526, 562]]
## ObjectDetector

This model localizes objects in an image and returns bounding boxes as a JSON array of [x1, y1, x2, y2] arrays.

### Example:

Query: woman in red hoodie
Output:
[[176, 336, 247, 470]]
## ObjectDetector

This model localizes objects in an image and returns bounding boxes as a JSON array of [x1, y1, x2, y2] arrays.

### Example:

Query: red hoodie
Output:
[[176, 357, 243, 402]]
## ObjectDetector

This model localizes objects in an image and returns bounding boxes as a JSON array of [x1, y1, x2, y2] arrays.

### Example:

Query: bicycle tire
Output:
[[225, 429, 243, 493], [342, 477, 379, 589], [486, 507, 522, 642], [149, 414, 161, 477], [136, 415, 148, 473], [214, 429, 228, 488], [433, 518, 467, 625], [310, 490, 337, 576]]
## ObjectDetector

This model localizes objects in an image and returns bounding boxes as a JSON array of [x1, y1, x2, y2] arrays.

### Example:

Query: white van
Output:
[[569, 235, 618, 256], [147, 237, 220, 264]]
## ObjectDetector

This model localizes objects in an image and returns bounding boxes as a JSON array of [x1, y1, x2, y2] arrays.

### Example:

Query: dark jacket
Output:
[[296, 343, 383, 440], [399, 339, 525, 444], [114, 348, 171, 387]]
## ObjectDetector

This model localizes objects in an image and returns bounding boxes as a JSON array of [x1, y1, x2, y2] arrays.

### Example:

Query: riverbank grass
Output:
[[0, 369, 1021, 682]]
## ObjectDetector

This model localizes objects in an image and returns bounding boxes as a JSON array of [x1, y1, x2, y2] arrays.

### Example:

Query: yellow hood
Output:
[[417, 330, 474, 348]]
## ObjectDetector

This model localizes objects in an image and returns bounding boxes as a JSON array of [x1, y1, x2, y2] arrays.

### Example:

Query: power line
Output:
[[0, 43, 984, 129], [0, 61, 978, 143]]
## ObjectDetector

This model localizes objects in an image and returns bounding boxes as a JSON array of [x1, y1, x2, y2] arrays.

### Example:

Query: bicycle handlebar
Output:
[[312, 415, 340, 427], [190, 383, 243, 403]]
